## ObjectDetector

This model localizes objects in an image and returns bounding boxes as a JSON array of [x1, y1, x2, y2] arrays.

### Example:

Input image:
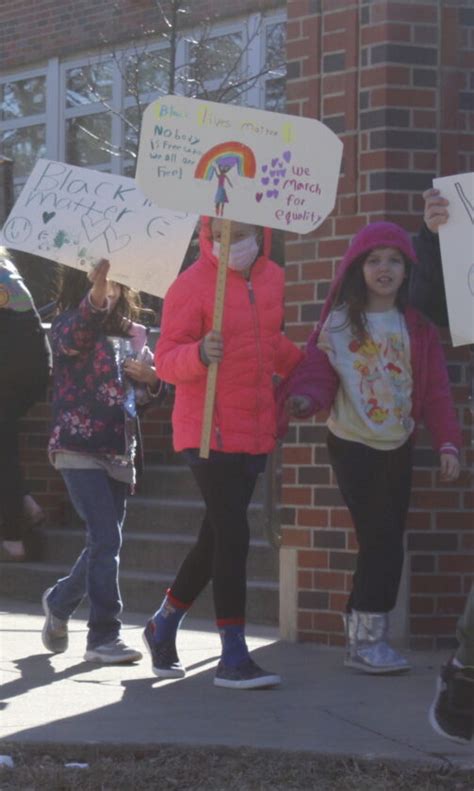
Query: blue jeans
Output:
[[47, 469, 127, 649]]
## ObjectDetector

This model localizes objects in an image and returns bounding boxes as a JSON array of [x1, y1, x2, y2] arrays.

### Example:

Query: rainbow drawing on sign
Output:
[[194, 142, 257, 181], [194, 142, 256, 217]]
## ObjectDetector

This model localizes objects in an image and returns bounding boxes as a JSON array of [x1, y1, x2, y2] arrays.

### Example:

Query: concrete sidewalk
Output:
[[0, 598, 472, 769]]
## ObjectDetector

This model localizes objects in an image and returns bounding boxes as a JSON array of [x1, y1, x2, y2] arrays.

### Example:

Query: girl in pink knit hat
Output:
[[279, 221, 461, 675]]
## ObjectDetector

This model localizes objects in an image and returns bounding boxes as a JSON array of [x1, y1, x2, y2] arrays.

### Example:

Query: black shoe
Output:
[[429, 662, 474, 744], [142, 619, 185, 679], [214, 657, 281, 690]]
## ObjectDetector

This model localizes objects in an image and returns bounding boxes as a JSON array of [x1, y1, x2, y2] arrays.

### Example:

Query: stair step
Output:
[[41, 527, 279, 582], [62, 497, 271, 540], [0, 562, 278, 624], [136, 464, 265, 502]]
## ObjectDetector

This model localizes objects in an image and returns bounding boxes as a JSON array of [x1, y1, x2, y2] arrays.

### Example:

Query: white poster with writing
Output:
[[433, 172, 474, 346], [136, 96, 343, 234], [0, 159, 197, 298]]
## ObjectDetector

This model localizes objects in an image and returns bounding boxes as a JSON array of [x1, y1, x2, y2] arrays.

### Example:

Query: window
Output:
[[263, 20, 286, 112], [0, 9, 286, 189], [0, 72, 48, 194]]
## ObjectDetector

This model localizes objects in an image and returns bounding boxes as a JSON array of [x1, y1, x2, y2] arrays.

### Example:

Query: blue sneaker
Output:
[[142, 619, 185, 679], [214, 657, 281, 689]]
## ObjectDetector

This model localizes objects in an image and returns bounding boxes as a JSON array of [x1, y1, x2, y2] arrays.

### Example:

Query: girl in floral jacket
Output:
[[42, 259, 162, 665]]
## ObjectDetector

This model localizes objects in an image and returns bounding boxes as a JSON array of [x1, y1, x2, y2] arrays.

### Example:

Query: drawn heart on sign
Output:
[[271, 158, 278, 167], [273, 178, 280, 186], [104, 224, 131, 253], [283, 151, 292, 163], [266, 189, 279, 199], [42, 211, 55, 224], [261, 165, 268, 173], [255, 193, 263, 203], [261, 177, 269, 186], [81, 215, 110, 243]]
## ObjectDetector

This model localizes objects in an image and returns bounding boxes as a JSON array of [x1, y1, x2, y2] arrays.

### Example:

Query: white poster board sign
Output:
[[0, 159, 197, 298], [136, 96, 343, 234], [433, 172, 474, 346]]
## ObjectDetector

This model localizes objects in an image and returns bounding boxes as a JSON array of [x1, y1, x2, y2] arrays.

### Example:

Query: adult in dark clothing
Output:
[[412, 190, 474, 744], [410, 187, 450, 327], [0, 248, 52, 560]]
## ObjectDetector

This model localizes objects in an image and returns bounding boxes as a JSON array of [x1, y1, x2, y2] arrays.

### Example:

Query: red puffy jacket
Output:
[[155, 219, 303, 454]]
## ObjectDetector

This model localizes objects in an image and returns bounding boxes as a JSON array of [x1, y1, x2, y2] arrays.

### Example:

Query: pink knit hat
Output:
[[341, 222, 418, 268]]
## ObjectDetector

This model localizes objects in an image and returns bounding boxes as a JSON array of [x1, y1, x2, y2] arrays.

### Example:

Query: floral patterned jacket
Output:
[[48, 294, 160, 465]]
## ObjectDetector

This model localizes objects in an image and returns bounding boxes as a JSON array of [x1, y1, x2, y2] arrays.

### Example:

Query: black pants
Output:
[[0, 310, 51, 542], [0, 418, 25, 541], [171, 456, 259, 621], [327, 431, 412, 613]]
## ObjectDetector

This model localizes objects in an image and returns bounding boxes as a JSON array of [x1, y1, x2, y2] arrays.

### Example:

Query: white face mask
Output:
[[212, 235, 260, 272]]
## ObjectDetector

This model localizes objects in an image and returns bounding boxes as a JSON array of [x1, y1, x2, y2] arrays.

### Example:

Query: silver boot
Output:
[[343, 610, 411, 674]]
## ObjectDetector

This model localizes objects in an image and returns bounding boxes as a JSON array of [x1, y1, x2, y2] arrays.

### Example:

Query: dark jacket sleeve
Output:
[[409, 223, 449, 327]]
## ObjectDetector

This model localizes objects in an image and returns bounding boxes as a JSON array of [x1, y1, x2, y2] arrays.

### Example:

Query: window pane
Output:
[[264, 22, 286, 112], [66, 62, 114, 108], [0, 76, 46, 120], [265, 22, 286, 74], [66, 113, 112, 166], [265, 77, 286, 113], [125, 50, 171, 96], [123, 105, 142, 158], [1, 125, 46, 178], [189, 33, 243, 86]]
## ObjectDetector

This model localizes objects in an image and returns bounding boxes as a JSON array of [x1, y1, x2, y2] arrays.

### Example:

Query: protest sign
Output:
[[433, 172, 474, 346], [0, 159, 197, 298], [136, 95, 343, 234]]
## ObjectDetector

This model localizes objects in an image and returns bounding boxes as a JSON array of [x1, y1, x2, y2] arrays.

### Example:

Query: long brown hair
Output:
[[55, 266, 141, 337], [331, 252, 412, 341]]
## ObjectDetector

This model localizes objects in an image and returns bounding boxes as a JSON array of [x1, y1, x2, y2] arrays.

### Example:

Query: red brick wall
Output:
[[282, 0, 473, 649], [1, 0, 282, 70]]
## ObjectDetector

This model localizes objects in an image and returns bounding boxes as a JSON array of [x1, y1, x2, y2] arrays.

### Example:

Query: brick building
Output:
[[279, 0, 473, 650], [1, 0, 472, 648]]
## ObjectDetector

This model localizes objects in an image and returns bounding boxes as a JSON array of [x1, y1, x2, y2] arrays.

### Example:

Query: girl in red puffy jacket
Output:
[[143, 217, 303, 689], [279, 222, 461, 676]]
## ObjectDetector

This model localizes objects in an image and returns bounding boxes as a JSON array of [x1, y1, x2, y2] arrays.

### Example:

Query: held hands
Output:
[[423, 188, 449, 234], [123, 358, 158, 388], [439, 453, 460, 482], [285, 395, 312, 418], [88, 258, 110, 309], [200, 330, 223, 366]]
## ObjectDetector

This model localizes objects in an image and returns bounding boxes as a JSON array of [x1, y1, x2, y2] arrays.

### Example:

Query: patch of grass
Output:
[[0, 745, 472, 790]]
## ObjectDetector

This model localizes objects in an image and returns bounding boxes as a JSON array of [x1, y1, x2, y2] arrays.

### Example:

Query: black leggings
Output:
[[327, 431, 412, 613], [171, 457, 258, 621], [0, 418, 25, 541]]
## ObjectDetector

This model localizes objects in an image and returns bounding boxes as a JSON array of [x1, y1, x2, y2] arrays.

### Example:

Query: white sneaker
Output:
[[84, 638, 143, 664], [41, 587, 68, 653]]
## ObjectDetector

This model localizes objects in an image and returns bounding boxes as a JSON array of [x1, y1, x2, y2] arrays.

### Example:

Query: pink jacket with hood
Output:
[[277, 222, 462, 452], [155, 218, 303, 454]]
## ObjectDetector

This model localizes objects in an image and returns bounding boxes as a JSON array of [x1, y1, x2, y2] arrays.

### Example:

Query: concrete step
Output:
[[42, 527, 279, 582], [136, 464, 265, 502], [0, 562, 279, 625], [63, 496, 270, 540]]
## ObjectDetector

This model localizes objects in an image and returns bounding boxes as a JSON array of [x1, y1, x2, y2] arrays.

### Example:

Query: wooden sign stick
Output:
[[199, 218, 232, 458]]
